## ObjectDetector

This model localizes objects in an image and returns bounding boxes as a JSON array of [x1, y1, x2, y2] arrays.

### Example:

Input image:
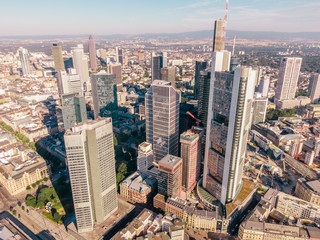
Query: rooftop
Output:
[[158, 154, 182, 168], [306, 179, 320, 194]]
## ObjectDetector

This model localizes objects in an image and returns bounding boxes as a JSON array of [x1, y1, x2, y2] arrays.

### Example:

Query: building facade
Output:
[[52, 43, 65, 72], [88, 35, 97, 72], [90, 71, 118, 126], [180, 128, 203, 191], [137, 142, 153, 174], [251, 95, 268, 125], [160, 66, 176, 87], [64, 118, 118, 233], [213, 19, 225, 52], [203, 52, 256, 205], [308, 74, 320, 103], [194, 61, 208, 100], [295, 178, 320, 207], [145, 80, 180, 162], [107, 63, 122, 91], [157, 155, 182, 197], [18, 47, 31, 76], [275, 57, 302, 104], [71, 44, 90, 87]]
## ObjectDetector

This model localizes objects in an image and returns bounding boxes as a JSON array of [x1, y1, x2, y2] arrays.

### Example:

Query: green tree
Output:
[[9, 206, 13, 212], [181, 97, 188, 103], [116, 172, 125, 186], [43, 177, 49, 182], [143, 70, 149, 78], [17, 201, 21, 207], [12, 210, 16, 216], [26, 186, 31, 190], [113, 134, 118, 146], [25, 196, 36, 208], [117, 163, 127, 175], [22, 206, 25, 210], [53, 212, 62, 223], [32, 183, 36, 188]]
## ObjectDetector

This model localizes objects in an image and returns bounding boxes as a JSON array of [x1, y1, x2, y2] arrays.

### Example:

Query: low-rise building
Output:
[[120, 171, 156, 204]]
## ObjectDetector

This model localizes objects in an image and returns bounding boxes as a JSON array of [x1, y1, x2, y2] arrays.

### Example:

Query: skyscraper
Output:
[[160, 66, 176, 87], [71, 44, 90, 88], [203, 52, 256, 205], [275, 57, 302, 103], [91, 71, 118, 126], [194, 61, 208, 100], [18, 47, 31, 76], [107, 63, 122, 91], [137, 142, 153, 174], [64, 118, 118, 233], [116, 47, 123, 64], [213, 19, 225, 52], [157, 154, 182, 197], [251, 94, 268, 125], [145, 80, 180, 162], [52, 43, 65, 71], [308, 74, 320, 103], [151, 52, 167, 82], [180, 127, 203, 191], [88, 35, 97, 72], [198, 70, 211, 129], [56, 93, 87, 132], [257, 76, 270, 98], [56, 70, 82, 95]]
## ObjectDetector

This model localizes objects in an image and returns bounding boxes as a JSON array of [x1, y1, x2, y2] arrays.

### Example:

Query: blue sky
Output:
[[0, 0, 319, 35]]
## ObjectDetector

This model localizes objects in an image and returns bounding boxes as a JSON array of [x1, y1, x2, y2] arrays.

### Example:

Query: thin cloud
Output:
[[178, 0, 211, 9]]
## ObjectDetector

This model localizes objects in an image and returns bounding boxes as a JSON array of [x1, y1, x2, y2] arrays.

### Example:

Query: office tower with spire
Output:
[[180, 127, 203, 191], [56, 93, 87, 132], [52, 43, 65, 71], [160, 66, 176, 87], [107, 63, 122, 91], [18, 47, 31, 76], [137, 142, 153, 174], [71, 44, 90, 88], [203, 51, 255, 205], [88, 35, 97, 72], [145, 80, 180, 162], [308, 74, 320, 103], [275, 57, 302, 104], [194, 61, 208, 100], [116, 47, 123, 64], [64, 118, 118, 233], [91, 71, 118, 126]]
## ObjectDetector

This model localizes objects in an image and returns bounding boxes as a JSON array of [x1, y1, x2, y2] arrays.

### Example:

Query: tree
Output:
[[117, 163, 127, 176], [181, 97, 188, 103], [18, 214, 21, 218], [22, 206, 25, 210], [26, 186, 31, 190], [9, 206, 13, 212], [17, 201, 21, 207], [43, 177, 49, 182], [12, 210, 16, 216], [143, 71, 149, 78], [54, 212, 62, 223], [116, 172, 125, 186], [25, 196, 36, 208], [32, 183, 36, 188], [113, 135, 118, 146]]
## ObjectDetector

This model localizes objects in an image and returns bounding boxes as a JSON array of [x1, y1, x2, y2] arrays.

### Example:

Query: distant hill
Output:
[[1, 30, 320, 41]]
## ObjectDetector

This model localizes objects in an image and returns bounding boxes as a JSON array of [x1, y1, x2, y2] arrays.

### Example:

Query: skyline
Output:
[[1, 0, 320, 36]]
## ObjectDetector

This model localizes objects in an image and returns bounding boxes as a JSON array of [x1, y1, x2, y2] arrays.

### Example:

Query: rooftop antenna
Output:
[[232, 34, 236, 56], [222, 0, 229, 44]]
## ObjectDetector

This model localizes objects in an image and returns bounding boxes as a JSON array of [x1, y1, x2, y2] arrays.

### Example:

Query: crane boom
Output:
[[187, 111, 200, 127]]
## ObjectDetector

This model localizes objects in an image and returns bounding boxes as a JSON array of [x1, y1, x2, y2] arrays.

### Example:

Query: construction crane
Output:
[[187, 111, 201, 127], [221, 0, 229, 44], [244, 152, 257, 171], [303, 169, 311, 179]]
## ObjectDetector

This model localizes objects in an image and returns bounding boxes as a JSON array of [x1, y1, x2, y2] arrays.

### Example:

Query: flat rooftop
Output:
[[306, 180, 320, 195], [158, 154, 181, 168]]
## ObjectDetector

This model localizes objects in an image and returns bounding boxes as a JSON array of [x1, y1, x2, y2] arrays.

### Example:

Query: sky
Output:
[[0, 0, 319, 36]]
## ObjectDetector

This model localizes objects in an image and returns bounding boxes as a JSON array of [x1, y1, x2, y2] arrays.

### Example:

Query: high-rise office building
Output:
[[88, 35, 97, 72], [160, 66, 176, 87], [18, 47, 31, 76], [213, 19, 225, 52], [91, 71, 118, 126], [56, 93, 87, 132], [145, 80, 180, 162], [203, 52, 256, 205], [56, 69, 82, 95], [194, 61, 208, 100], [308, 74, 320, 103], [275, 57, 302, 102], [116, 47, 123, 64], [107, 63, 122, 91], [137, 142, 153, 174], [157, 154, 182, 197], [151, 52, 167, 82], [71, 44, 90, 88], [257, 76, 270, 98], [52, 43, 65, 72], [198, 70, 211, 129], [180, 127, 203, 191], [251, 94, 268, 125], [64, 118, 118, 233]]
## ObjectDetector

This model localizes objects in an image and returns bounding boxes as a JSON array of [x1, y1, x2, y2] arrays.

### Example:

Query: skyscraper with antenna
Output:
[[213, 0, 228, 52]]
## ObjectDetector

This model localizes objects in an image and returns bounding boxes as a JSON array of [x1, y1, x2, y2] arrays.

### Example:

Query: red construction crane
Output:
[[187, 111, 201, 127]]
